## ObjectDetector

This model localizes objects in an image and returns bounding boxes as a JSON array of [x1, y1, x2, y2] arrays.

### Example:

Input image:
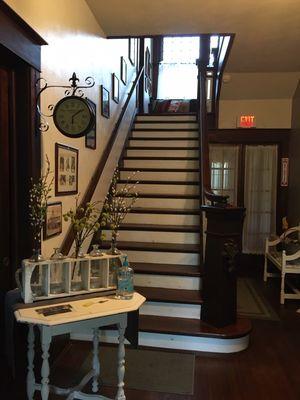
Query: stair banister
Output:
[[60, 66, 145, 256], [198, 35, 246, 328]]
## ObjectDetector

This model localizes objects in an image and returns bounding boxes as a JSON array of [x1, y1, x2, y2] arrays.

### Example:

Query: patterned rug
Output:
[[81, 347, 195, 395], [152, 99, 197, 113], [237, 278, 279, 321]]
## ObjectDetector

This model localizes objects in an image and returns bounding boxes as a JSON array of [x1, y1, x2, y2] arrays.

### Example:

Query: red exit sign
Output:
[[238, 115, 256, 128]]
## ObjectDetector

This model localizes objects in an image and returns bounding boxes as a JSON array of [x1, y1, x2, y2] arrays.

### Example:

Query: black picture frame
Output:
[[129, 38, 135, 66], [43, 202, 62, 239], [101, 85, 110, 118], [112, 73, 120, 103], [85, 99, 96, 149], [121, 56, 127, 85], [55, 143, 78, 196]]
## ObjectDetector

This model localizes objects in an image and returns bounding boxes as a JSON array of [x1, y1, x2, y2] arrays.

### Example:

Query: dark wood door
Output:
[[0, 67, 12, 291]]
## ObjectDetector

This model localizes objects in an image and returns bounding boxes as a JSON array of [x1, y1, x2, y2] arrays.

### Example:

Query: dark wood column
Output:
[[201, 205, 246, 328]]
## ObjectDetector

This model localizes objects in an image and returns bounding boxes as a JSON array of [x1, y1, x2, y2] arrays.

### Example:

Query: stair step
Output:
[[123, 156, 198, 160], [118, 180, 198, 185], [117, 193, 200, 199], [117, 183, 199, 196], [135, 286, 203, 304], [133, 263, 201, 277], [131, 130, 198, 138], [130, 207, 200, 215], [136, 114, 197, 121], [119, 167, 200, 172], [119, 170, 199, 182], [126, 148, 199, 158], [134, 122, 198, 130], [100, 241, 201, 253], [128, 138, 199, 147], [112, 223, 200, 233], [139, 315, 252, 339], [123, 158, 199, 169]]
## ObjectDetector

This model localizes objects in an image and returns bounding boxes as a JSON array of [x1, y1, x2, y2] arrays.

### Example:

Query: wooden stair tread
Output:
[[123, 156, 198, 160], [126, 146, 199, 150], [137, 113, 197, 116], [119, 167, 200, 172], [116, 193, 200, 199], [139, 315, 252, 339], [133, 262, 202, 277], [118, 180, 199, 185], [100, 241, 201, 253], [129, 137, 199, 141], [136, 286, 203, 304], [109, 223, 200, 232], [130, 207, 200, 215], [132, 128, 198, 132], [135, 120, 197, 124]]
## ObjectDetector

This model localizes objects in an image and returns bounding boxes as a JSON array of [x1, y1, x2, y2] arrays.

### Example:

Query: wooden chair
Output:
[[264, 226, 300, 304]]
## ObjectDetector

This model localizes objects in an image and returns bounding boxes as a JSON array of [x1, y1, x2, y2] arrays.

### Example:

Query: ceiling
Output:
[[86, 0, 300, 72]]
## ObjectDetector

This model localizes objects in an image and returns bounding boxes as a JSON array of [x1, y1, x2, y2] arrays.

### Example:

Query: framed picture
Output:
[[85, 99, 96, 149], [55, 143, 78, 196], [43, 202, 62, 239], [112, 73, 120, 103], [101, 85, 110, 118], [129, 38, 136, 65], [120, 56, 127, 85]]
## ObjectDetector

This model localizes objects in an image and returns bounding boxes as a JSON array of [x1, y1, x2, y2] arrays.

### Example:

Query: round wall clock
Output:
[[53, 96, 95, 138]]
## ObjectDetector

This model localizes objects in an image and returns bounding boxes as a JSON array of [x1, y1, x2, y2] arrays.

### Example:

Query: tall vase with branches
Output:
[[101, 168, 139, 252], [29, 156, 53, 261], [101, 168, 139, 285]]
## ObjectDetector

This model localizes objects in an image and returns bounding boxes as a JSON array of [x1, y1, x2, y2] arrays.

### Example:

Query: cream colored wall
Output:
[[218, 72, 300, 128], [5, 0, 137, 257], [219, 99, 292, 128]]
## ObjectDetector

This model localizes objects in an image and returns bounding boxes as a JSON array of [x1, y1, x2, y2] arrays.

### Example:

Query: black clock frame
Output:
[[53, 95, 96, 139]]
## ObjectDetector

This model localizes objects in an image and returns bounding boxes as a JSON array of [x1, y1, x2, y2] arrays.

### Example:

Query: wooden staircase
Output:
[[79, 113, 250, 353]]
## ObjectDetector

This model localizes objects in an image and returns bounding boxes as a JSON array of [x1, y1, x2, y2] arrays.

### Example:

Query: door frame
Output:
[[0, 2, 46, 282], [209, 128, 290, 235]]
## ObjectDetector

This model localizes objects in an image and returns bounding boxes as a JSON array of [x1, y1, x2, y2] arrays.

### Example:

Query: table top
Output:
[[14, 292, 146, 326]]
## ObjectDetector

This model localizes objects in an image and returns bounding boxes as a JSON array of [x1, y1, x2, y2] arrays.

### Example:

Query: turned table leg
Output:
[[27, 325, 35, 400], [40, 327, 51, 400], [92, 328, 100, 393], [116, 318, 126, 400]]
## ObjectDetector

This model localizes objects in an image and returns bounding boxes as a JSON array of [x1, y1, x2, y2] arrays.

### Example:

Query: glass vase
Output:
[[71, 260, 83, 291], [49, 248, 65, 294], [106, 235, 122, 287], [89, 244, 103, 257]]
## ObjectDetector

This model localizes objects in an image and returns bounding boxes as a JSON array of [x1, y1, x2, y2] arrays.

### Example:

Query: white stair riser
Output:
[[120, 171, 199, 182], [119, 197, 199, 210], [141, 301, 201, 319], [129, 139, 199, 148], [117, 183, 199, 195], [126, 149, 199, 157], [123, 159, 199, 169], [103, 230, 200, 244], [123, 213, 199, 226], [72, 331, 250, 354], [131, 130, 198, 138], [124, 250, 200, 265], [134, 122, 198, 130], [136, 115, 197, 122], [134, 274, 201, 290]]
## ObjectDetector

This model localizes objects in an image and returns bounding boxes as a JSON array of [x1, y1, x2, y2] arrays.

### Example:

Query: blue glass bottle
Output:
[[116, 256, 134, 299]]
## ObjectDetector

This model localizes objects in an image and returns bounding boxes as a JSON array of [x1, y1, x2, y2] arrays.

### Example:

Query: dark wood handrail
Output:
[[197, 36, 228, 206], [60, 66, 144, 255]]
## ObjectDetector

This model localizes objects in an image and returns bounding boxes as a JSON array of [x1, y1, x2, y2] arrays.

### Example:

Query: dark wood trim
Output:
[[133, 263, 201, 277], [209, 129, 291, 143], [115, 223, 200, 232], [0, 2, 47, 71], [60, 67, 144, 255], [135, 286, 203, 305]]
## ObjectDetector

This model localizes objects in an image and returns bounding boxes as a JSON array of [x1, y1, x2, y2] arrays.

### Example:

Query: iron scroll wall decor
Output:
[[36, 72, 95, 133]]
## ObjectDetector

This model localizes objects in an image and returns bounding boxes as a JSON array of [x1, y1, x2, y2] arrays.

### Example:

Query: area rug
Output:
[[81, 347, 195, 395], [237, 278, 279, 321]]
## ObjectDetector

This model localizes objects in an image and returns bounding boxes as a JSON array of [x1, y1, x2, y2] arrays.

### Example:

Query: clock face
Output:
[[53, 96, 95, 138]]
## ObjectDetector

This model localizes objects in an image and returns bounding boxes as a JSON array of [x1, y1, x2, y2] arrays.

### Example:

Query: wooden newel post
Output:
[[201, 205, 246, 328]]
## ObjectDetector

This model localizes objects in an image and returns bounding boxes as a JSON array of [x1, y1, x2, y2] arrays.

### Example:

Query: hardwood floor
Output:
[[1, 260, 300, 400]]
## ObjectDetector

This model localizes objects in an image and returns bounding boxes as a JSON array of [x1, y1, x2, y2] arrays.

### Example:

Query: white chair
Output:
[[264, 226, 300, 304]]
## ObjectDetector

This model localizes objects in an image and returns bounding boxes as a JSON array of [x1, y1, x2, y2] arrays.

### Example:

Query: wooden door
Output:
[[0, 67, 12, 291]]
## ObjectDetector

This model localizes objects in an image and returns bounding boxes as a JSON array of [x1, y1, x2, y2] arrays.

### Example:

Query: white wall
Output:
[[5, 0, 138, 257]]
